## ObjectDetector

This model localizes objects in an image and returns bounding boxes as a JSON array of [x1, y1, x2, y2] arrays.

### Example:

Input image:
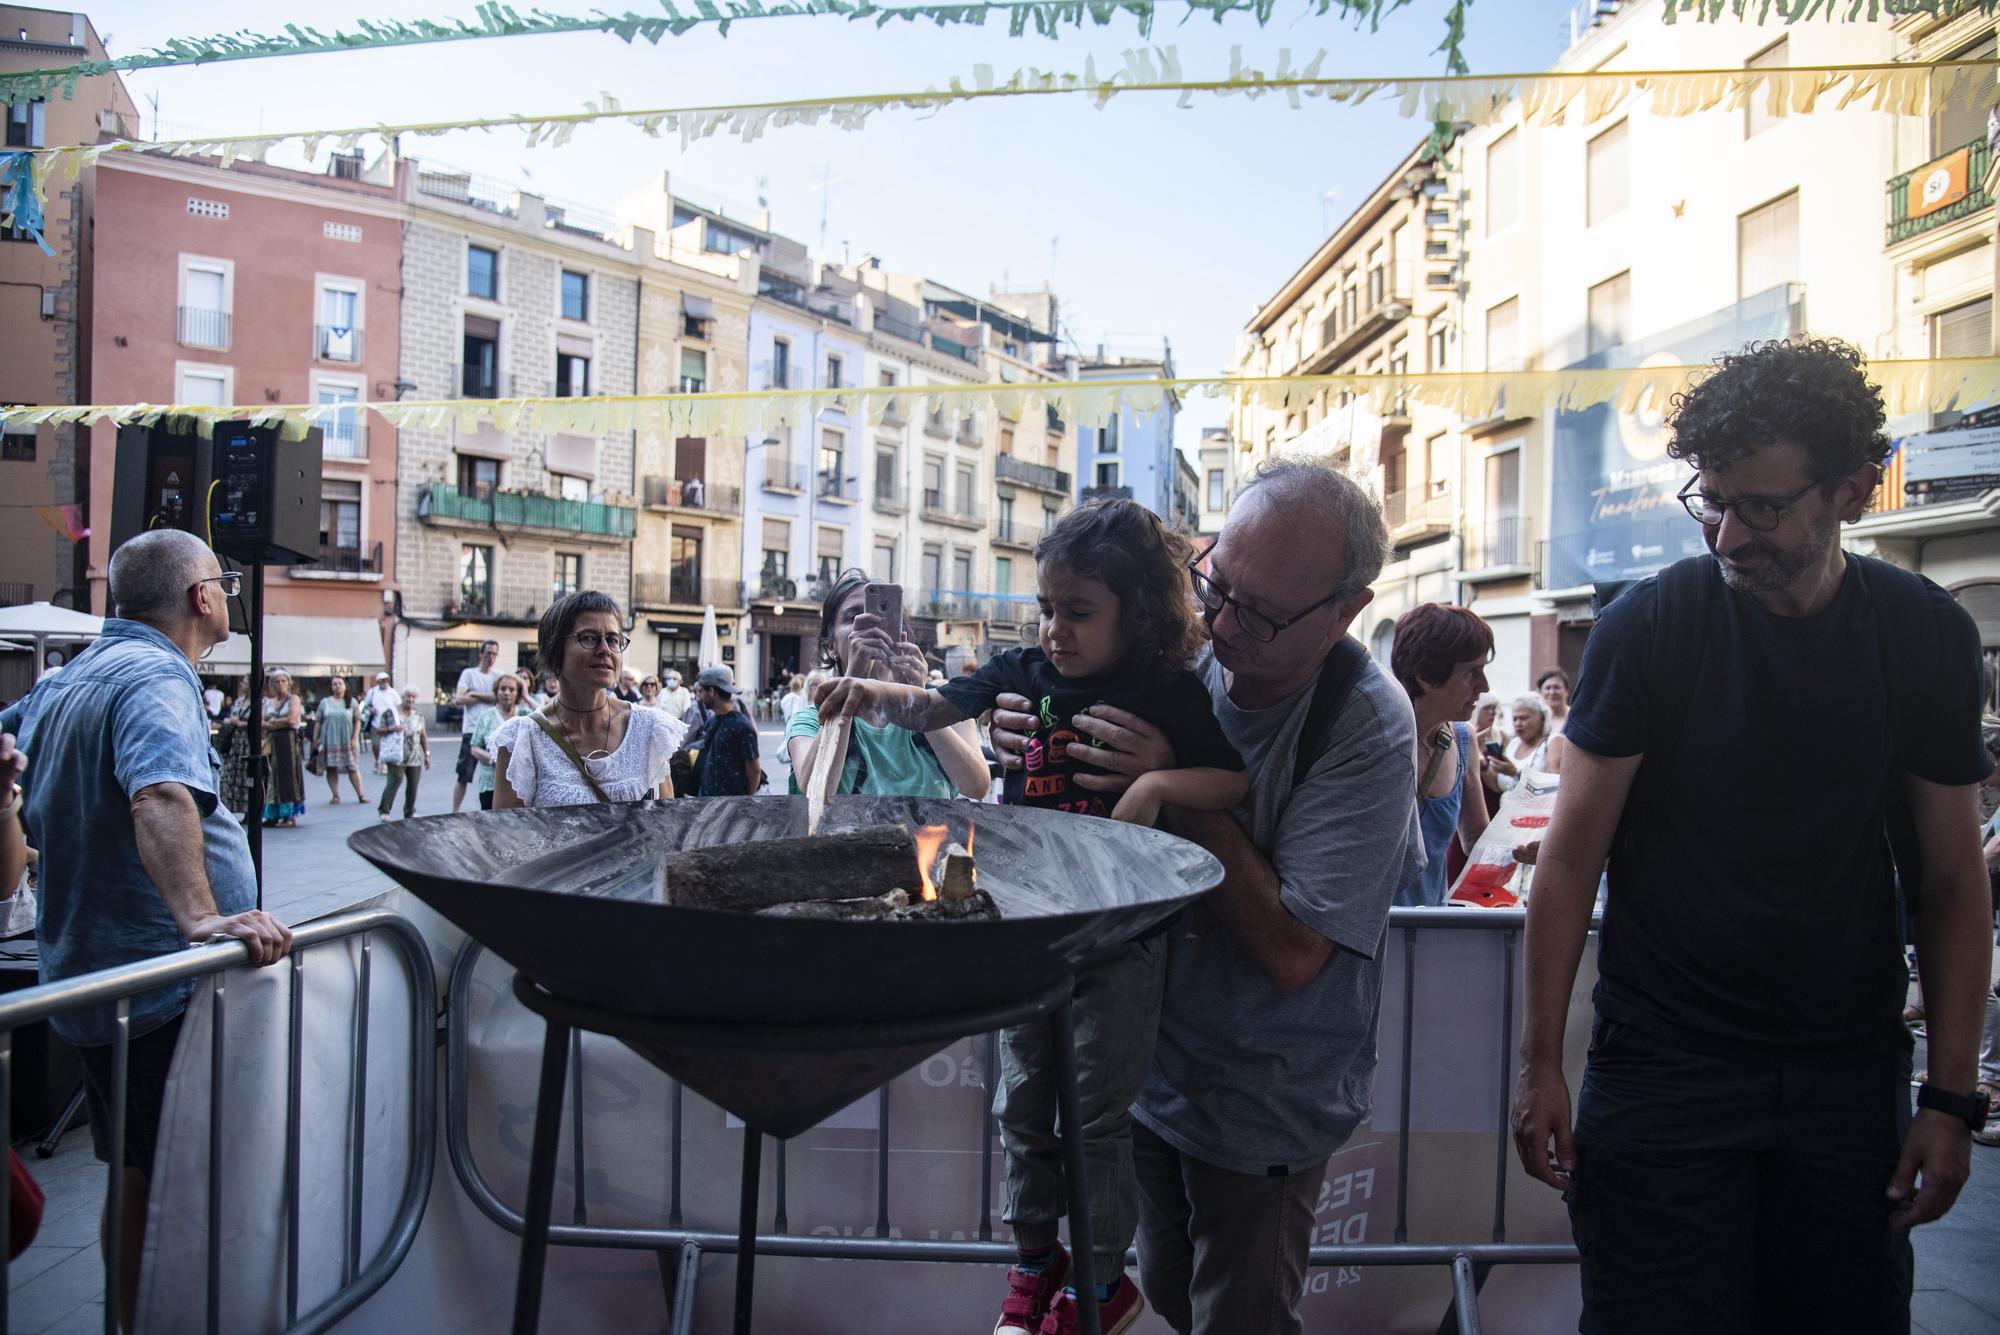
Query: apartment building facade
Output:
[[1195, 426, 1235, 538], [392, 161, 639, 719], [0, 6, 138, 626], [1075, 350, 1180, 528], [85, 151, 404, 688]]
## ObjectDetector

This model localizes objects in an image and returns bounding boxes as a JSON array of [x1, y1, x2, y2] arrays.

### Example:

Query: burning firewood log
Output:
[[665, 825, 914, 912]]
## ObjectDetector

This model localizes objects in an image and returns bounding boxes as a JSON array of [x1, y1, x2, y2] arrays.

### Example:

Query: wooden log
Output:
[[757, 890, 912, 920], [938, 843, 976, 902], [890, 889, 1001, 922], [665, 824, 914, 912], [805, 713, 851, 836]]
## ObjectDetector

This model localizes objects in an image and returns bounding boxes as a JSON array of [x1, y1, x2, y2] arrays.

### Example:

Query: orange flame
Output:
[[914, 823, 949, 902], [966, 825, 975, 888]]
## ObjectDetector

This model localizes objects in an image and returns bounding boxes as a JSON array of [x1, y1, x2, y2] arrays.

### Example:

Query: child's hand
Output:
[[1110, 773, 1164, 828]]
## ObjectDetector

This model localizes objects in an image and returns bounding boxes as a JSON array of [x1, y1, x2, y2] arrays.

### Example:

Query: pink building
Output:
[[88, 152, 403, 686]]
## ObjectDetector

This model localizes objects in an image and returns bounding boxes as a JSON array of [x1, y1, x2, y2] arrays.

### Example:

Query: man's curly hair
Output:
[[1666, 337, 1890, 487]]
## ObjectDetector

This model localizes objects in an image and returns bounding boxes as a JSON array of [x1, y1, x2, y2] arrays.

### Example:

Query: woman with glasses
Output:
[[261, 669, 306, 827], [491, 591, 684, 808]]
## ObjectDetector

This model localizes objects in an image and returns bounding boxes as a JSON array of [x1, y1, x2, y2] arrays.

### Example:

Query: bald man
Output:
[[0, 529, 291, 1330]]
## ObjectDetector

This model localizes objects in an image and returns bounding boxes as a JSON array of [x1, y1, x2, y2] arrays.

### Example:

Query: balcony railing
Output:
[[995, 455, 1071, 494], [0, 581, 34, 607], [1886, 135, 1994, 246], [319, 410, 366, 459], [875, 313, 925, 343], [1460, 516, 1530, 573], [957, 420, 982, 445], [929, 332, 978, 362], [880, 402, 907, 427], [634, 572, 744, 609], [314, 324, 363, 363], [874, 481, 909, 513], [924, 412, 951, 439], [916, 591, 1037, 624], [177, 306, 230, 351], [454, 363, 508, 399], [1384, 486, 1454, 542], [302, 541, 383, 575], [643, 476, 741, 514], [417, 482, 636, 539], [921, 496, 984, 528], [1081, 484, 1133, 503], [762, 462, 808, 493], [991, 518, 1041, 550], [817, 471, 858, 502]]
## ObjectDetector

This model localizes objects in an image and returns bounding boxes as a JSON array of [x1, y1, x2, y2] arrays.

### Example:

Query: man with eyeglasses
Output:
[[450, 639, 502, 814], [1511, 338, 1994, 1333], [988, 456, 1421, 1335], [0, 529, 292, 1330]]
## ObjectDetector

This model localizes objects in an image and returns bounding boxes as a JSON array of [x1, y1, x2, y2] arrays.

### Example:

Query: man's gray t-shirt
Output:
[[1133, 644, 1422, 1175]]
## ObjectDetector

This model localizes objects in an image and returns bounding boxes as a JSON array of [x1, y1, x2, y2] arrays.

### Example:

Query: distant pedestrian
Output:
[[693, 665, 761, 797], [376, 688, 432, 820], [637, 674, 663, 709], [1535, 667, 1571, 735], [614, 667, 642, 704], [469, 673, 526, 810], [658, 669, 692, 722], [451, 640, 501, 814], [315, 676, 368, 806], [0, 529, 292, 1331], [1389, 604, 1494, 906], [261, 670, 305, 827], [217, 676, 255, 818], [363, 672, 399, 774]]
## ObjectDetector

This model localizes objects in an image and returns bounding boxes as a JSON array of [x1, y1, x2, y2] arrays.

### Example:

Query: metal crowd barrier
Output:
[[446, 906, 1586, 1335], [0, 908, 438, 1335]]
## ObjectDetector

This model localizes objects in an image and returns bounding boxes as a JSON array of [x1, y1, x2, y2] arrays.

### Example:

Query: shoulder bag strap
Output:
[[529, 709, 615, 804], [1292, 636, 1369, 789]]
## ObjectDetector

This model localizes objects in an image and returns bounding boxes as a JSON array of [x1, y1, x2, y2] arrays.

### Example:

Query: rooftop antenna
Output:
[[144, 90, 159, 141], [755, 174, 769, 209], [1320, 186, 1340, 235], [1050, 234, 1059, 293], [805, 163, 843, 257]]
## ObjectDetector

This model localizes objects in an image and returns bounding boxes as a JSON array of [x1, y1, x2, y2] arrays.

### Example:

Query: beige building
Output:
[[1233, 142, 1466, 660], [0, 7, 138, 639]]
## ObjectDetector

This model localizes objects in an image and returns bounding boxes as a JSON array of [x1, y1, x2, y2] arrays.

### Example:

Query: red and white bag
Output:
[[1448, 772, 1559, 908]]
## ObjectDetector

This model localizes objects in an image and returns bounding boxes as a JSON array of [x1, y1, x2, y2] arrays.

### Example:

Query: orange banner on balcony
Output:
[[1908, 147, 1972, 220]]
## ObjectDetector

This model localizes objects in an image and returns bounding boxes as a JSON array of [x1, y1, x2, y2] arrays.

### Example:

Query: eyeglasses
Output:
[[566, 630, 631, 653], [1187, 541, 1346, 644], [191, 572, 242, 598], [1676, 477, 1820, 533]]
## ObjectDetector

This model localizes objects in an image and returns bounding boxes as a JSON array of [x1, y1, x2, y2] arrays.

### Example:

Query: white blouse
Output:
[[493, 705, 687, 807]]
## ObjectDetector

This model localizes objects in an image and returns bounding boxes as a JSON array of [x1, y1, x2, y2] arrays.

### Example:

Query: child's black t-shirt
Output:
[[938, 647, 1243, 817]]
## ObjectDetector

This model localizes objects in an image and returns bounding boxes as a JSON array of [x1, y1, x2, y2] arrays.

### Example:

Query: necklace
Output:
[[554, 695, 606, 714]]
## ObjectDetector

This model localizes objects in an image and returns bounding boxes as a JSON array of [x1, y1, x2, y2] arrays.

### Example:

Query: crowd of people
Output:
[[0, 339, 1995, 1335]]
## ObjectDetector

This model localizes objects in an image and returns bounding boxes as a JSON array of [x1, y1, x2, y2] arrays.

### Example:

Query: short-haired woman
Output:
[[468, 673, 528, 810], [261, 670, 306, 827], [1389, 603, 1495, 906], [491, 591, 685, 808], [1491, 693, 1563, 790], [376, 688, 432, 820]]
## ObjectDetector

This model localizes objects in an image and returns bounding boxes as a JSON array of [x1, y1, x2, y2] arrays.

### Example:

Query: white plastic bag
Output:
[[1448, 770, 1559, 908]]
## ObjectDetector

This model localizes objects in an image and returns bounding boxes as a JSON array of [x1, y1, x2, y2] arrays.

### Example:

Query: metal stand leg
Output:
[[35, 1082, 86, 1158], [1048, 999, 1101, 1335], [735, 1128, 763, 1335], [512, 1016, 573, 1335]]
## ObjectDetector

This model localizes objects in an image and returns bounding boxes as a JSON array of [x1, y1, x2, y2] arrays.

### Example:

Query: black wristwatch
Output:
[[1916, 1083, 1991, 1132]]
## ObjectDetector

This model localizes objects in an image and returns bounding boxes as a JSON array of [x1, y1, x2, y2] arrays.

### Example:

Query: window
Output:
[[467, 245, 498, 299], [1095, 460, 1121, 489], [666, 528, 701, 603], [177, 365, 231, 406], [1367, 244, 1386, 305], [816, 526, 844, 587], [1587, 271, 1631, 356], [771, 338, 791, 389], [875, 447, 898, 502], [1101, 413, 1120, 455], [460, 545, 495, 613], [6, 100, 46, 148], [553, 552, 584, 601], [561, 270, 589, 322], [1428, 323, 1450, 371], [556, 351, 591, 397], [1000, 426, 1015, 456], [2, 431, 35, 463], [1481, 445, 1523, 567], [1744, 39, 1787, 139], [315, 282, 360, 361], [552, 473, 590, 502], [951, 551, 973, 593], [1585, 120, 1629, 227], [872, 539, 897, 582], [680, 348, 706, 393], [825, 353, 843, 390], [954, 463, 976, 515], [761, 518, 791, 586], [1932, 34, 1997, 156], [819, 429, 846, 499], [995, 556, 1013, 596], [1932, 297, 1993, 427], [462, 321, 499, 398], [880, 368, 898, 388], [1207, 469, 1224, 511], [179, 258, 230, 350], [319, 478, 361, 555], [923, 457, 944, 509], [1485, 298, 1521, 372], [457, 455, 499, 498], [1486, 127, 1520, 236], [1736, 190, 1799, 300], [315, 380, 364, 458], [675, 437, 707, 486], [921, 545, 943, 593]]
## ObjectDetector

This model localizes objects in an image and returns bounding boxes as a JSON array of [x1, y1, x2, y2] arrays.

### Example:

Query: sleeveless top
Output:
[[493, 705, 686, 807], [1400, 721, 1469, 907]]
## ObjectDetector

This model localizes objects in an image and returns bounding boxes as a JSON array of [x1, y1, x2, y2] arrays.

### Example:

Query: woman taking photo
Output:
[[218, 676, 256, 818], [786, 571, 988, 801], [492, 591, 684, 808], [315, 676, 369, 805], [469, 673, 528, 810], [1487, 693, 1564, 791], [262, 669, 306, 827]]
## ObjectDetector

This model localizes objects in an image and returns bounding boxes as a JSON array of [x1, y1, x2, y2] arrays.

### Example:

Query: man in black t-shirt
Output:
[[1510, 339, 1995, 1334], [692, 666, 761, 797]]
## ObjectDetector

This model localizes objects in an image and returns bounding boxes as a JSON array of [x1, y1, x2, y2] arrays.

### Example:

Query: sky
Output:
[[71, 0, 1583, 451]]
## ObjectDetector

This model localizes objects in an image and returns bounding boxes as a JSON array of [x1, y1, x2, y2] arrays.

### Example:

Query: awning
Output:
[[205, 615, 387, 676], [682, 293, 714, 319]]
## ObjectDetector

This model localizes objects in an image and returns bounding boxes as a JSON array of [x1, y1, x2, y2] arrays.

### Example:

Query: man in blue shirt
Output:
[[1, 528, 291, 1330]]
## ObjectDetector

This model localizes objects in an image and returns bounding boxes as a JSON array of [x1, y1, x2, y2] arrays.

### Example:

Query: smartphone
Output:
[[862, 582, 904, 638], [1483, 741, 1506, 760]]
